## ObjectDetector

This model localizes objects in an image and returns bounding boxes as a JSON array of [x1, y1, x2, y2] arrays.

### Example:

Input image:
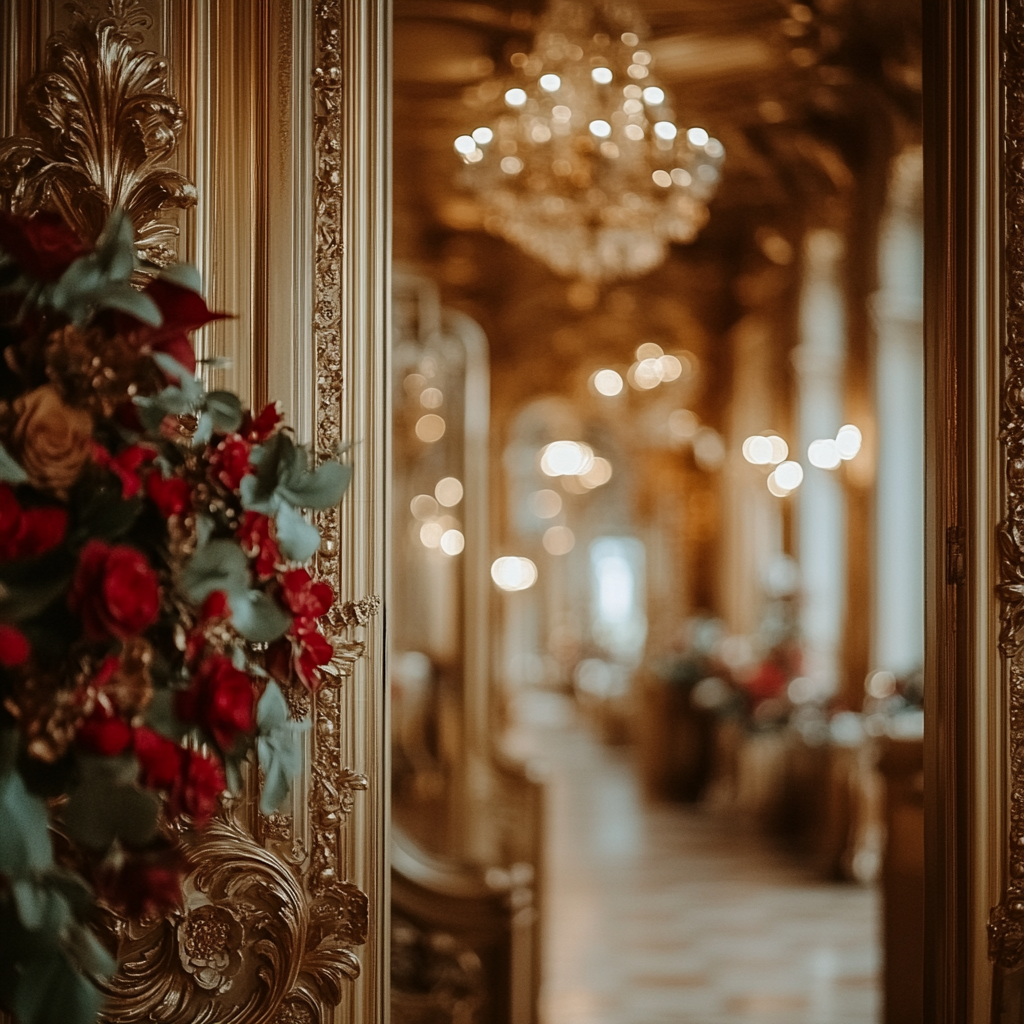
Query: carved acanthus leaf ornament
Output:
[[0, 0, 196, 265], [990, 0, 1024, 971]]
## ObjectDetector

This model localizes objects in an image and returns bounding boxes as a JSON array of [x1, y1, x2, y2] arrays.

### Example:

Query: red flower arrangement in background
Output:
[[0, 209, 352, 1024]]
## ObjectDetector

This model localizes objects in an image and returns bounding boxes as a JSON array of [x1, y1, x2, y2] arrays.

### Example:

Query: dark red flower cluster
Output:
[[91, 443, 154, 499], [238, 511, 281, 579], [133, 727, 226, 825], [268, 569, 335, 690], [174, 654, 255, 751], [209, 434, 252, 491]]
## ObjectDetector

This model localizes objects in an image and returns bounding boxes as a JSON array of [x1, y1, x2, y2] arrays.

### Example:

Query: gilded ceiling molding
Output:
[[0, 2, 372, 1020], [989, 0, 1024, 971], [0, 0, 196, 266]]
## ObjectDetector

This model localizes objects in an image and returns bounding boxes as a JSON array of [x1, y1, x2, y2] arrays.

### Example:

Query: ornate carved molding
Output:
[[990, 0, 1024, 970], [0, 0, 196, 265]]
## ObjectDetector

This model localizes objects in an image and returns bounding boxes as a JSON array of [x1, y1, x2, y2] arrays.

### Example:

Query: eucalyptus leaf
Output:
[[278, 459, 352, 511], [274, 503, 322, 562], [93, 208, 136, 283], [256, 682, 310, 814], [151, 352, 206, 406], [93, 281, 161, 326], [61, 755, 159, 851], [180, 539, 249, 603], [0, 770, 54, 876], [0, 443, 27, 484], [206, 391, 243, 434], [192, 411, 215, 446], [158, 261, 203, 293], [0, 776, 51, 878], [228, 590, 291, 643], [11, 947, 106, 1024], [11, 880, 72, 934]]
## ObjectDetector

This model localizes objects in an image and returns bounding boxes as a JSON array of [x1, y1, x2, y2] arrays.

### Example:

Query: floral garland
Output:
[[0, 210, 350, 1024]]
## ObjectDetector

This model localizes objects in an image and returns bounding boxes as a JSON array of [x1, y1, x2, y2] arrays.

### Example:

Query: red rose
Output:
[[133, 727, 183, 790], [178, 750, 226, 824], [241, 402, 283, 443], [69, 540, 161, 640], [0, 211, 87, 282], [0, 486, 67, 561], [175, 655, 255, 750], [0, 624, 30, 667], [19, 506, 68, 557], [280, 568, 333, 619], [77, 709, 133, 756], [209, 435, 251, 491], [146, 472, 191, 517], [238, 511, 281, 579]]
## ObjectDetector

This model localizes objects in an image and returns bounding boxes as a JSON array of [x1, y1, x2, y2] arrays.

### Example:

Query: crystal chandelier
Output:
[[454, 0, 724, 283]]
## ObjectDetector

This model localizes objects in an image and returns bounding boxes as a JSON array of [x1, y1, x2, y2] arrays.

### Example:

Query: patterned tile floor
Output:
[[512, 696, 880, 1024]]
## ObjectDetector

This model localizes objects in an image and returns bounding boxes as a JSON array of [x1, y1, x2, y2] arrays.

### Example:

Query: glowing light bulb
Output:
[[472, 126, 493, 145], [454, 135, 476, 154], [687, 126, 710, 146], [543, 526, 575, 555], [642, 86, 665, 105], [592, 369, 623, 396], [654, 121, 677, 140], [742, 435, 773, 465], [652, 169, 671, 187], [539, 73, 561, 92], [540, 441, 595, 476], [415, 414, 445, 442], [808, 438, 842, 470], [434, 477, 463, 507], [491, 556, 538, 591], [440, 529, 465, 556], [774, 461, 804, 490], [504, 88, 527, 107], [591, 67, 613, 84], [836, 424, 862, 460], [589, 119, 612, 138]]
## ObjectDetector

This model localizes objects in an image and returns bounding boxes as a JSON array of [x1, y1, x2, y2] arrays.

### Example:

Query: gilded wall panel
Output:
[[0, 2, 389, 1021]]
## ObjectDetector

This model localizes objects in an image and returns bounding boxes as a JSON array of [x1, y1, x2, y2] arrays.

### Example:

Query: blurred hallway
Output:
[[511, 695, 879, 1024]]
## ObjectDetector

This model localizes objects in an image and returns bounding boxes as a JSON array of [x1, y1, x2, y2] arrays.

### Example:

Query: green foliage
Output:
[[181, 538, 290, 642], [227, 591, 292, 644], [0, 767, 53, 876], [180, 538, 248, 603], [60, 755, 160, 851], [0, 443, 27, 484], [45, 210, 160, 328], [157, 261, 202, 293], [240, 431, 351, 560], [136, 354, 242, 445], [243, 432, 352, 513], [256, 682, 309, 813], [0, 894, 114, 1024]]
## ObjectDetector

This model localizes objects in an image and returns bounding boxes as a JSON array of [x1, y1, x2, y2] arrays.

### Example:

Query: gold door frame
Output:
[[0, 2, 389, 1021], [926, 0, 1024, 1019]]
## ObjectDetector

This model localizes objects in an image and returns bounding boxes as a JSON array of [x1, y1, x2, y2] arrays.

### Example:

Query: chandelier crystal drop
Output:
[[455, 0, 724, 282]]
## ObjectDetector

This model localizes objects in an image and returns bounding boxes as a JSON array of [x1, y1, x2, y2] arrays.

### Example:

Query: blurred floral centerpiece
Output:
[[0, 210, 350, 1024]]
